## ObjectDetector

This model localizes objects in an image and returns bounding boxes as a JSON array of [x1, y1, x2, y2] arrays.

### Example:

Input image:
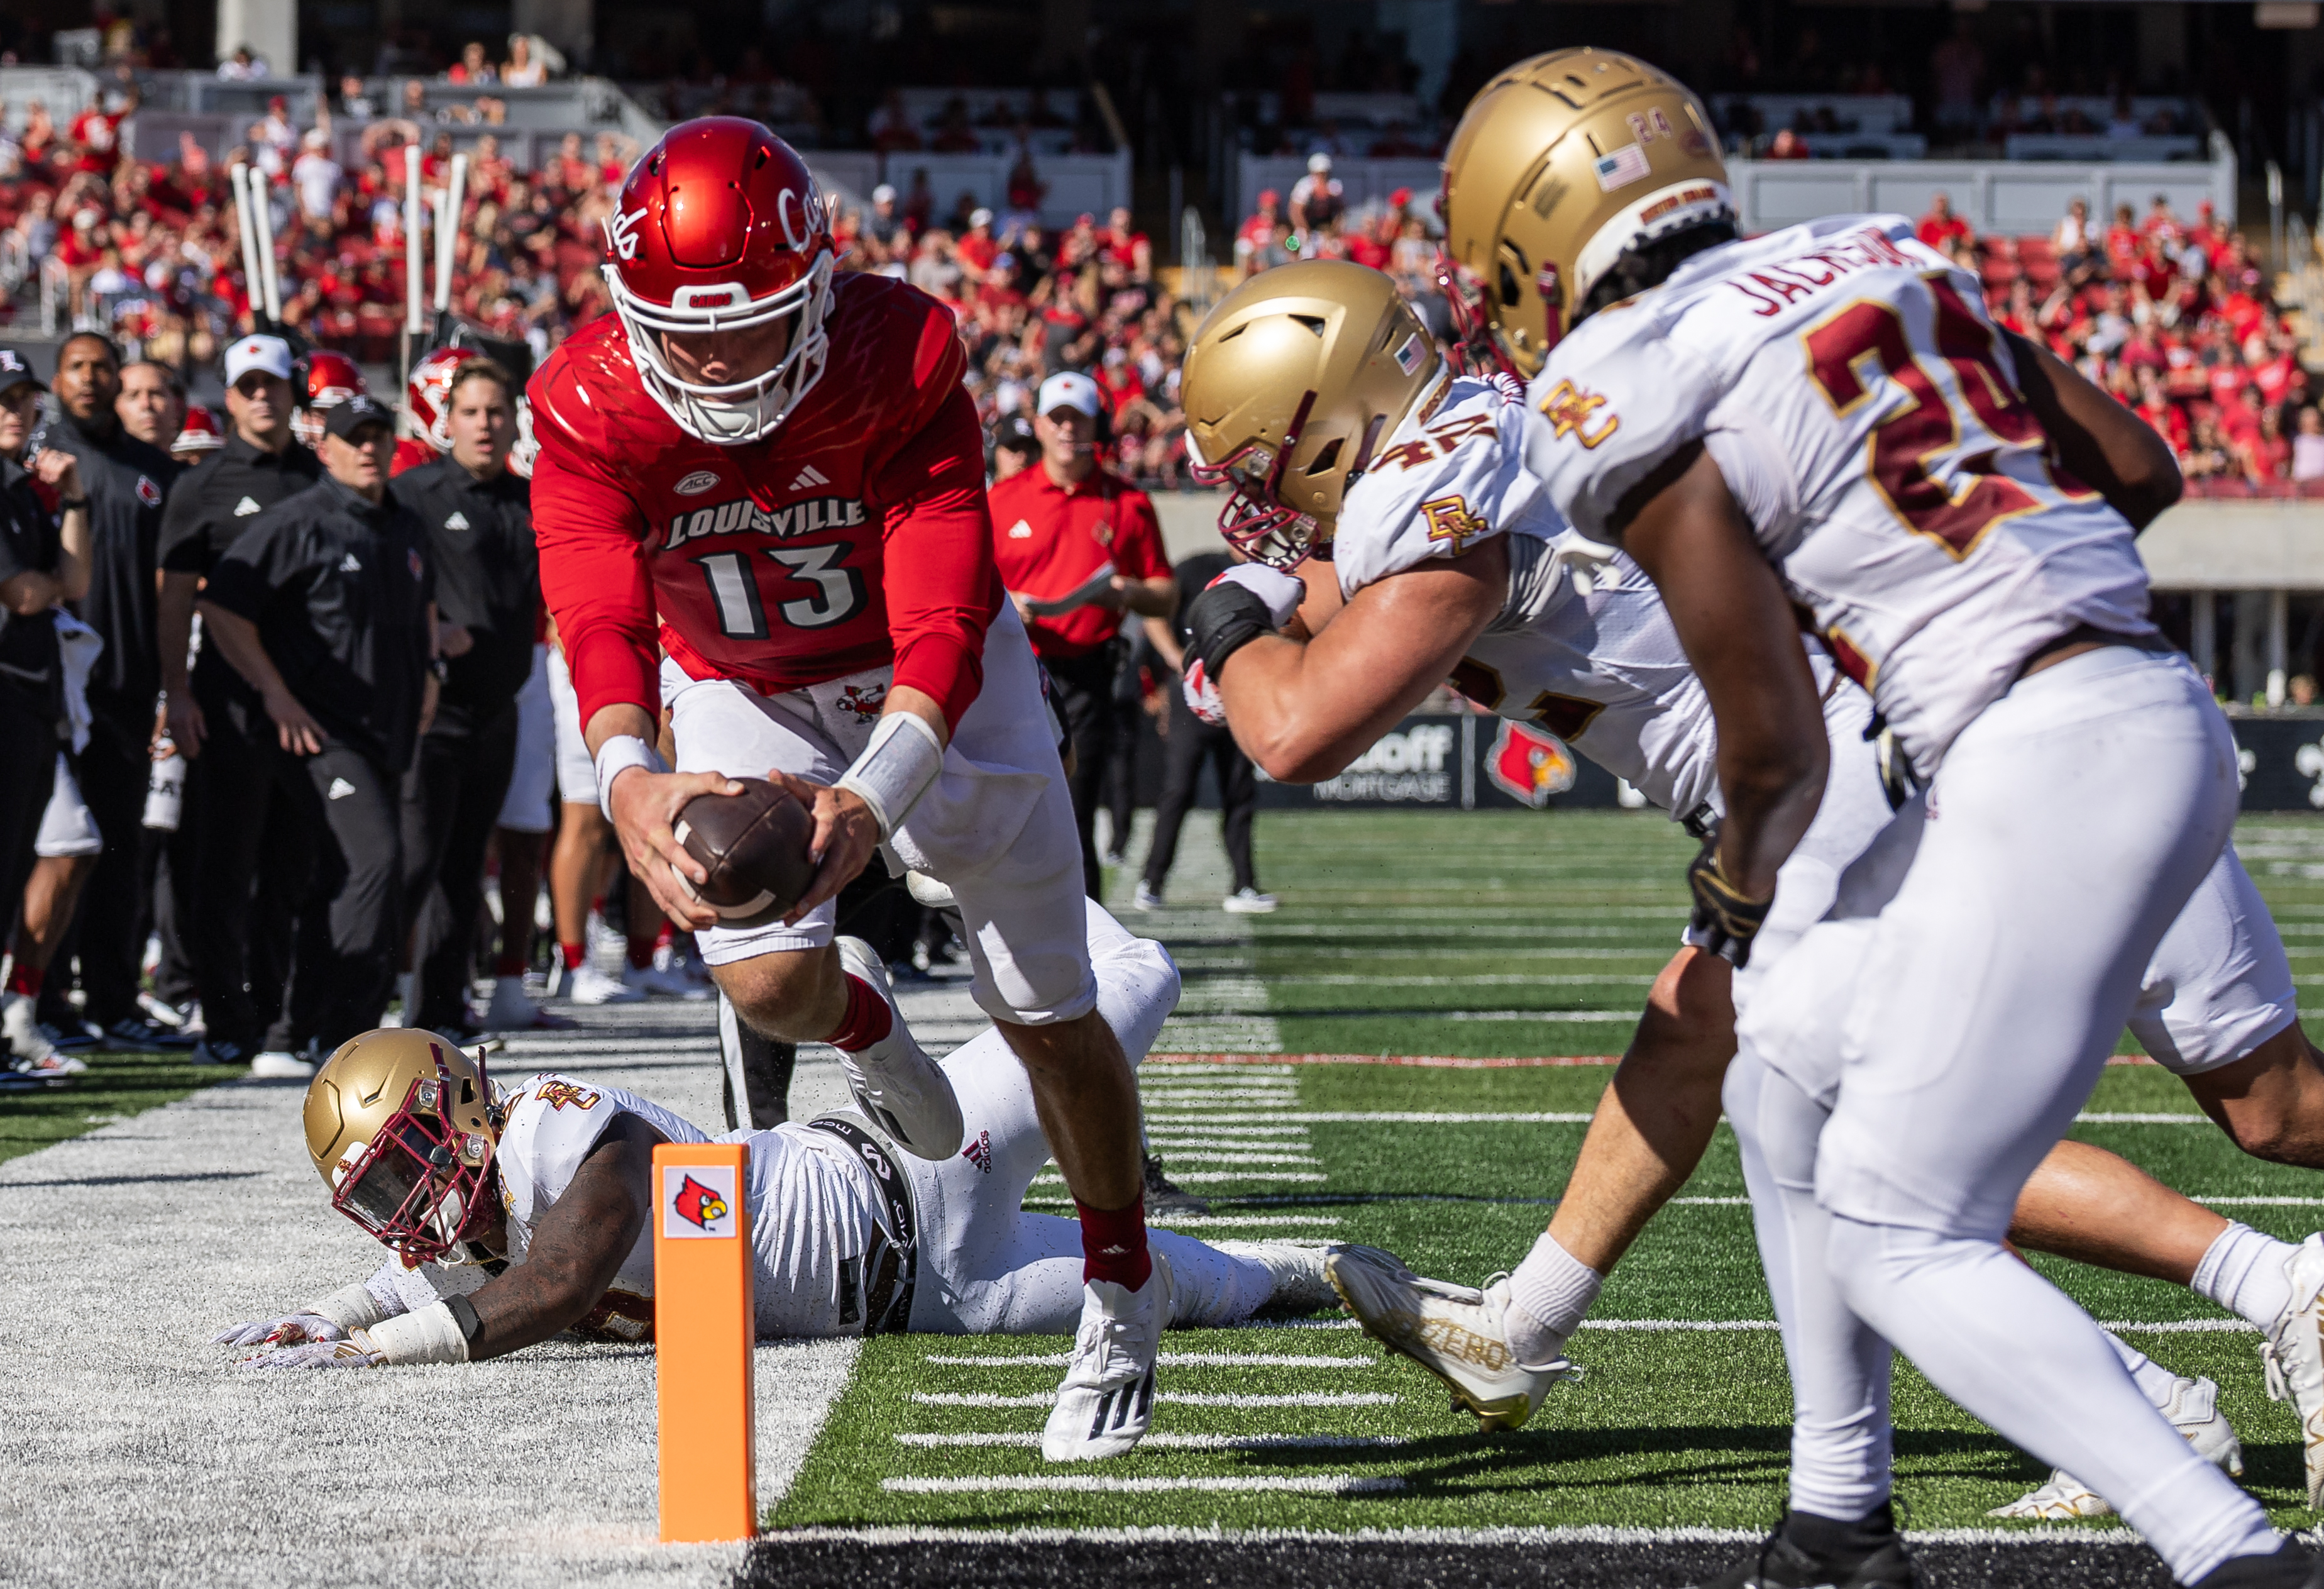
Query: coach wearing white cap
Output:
[[986, 372, 1174, 896], [155, 333, 323, 1068]]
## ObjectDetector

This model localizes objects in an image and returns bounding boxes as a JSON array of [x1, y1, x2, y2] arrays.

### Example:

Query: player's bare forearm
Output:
[[1615, 445, 1826, 898], [2001, 328, 2180, 530], [465, 1116, 659, 1359], [1220, 537, 1506, 783], [879, 684, 949, 745]]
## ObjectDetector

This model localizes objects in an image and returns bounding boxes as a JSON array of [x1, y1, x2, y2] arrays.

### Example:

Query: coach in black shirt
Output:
[[156, 335, 322, 1067], [391, 357, 534, 1036], [35, 331, 179, 1047], [199, 394, 438, 1065]]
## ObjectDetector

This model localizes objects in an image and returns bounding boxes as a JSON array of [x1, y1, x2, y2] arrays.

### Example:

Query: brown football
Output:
[[672, 778, 815, 928]]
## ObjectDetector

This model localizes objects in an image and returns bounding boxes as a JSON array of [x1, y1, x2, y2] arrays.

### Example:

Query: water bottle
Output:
[[144, 735, 186, 831]]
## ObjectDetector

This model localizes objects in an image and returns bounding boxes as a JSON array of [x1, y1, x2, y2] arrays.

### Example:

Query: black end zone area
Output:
[[738, 1536, 2178, 1588]]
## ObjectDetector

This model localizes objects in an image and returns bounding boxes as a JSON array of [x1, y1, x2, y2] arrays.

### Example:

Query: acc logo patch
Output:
[[1538, 380, 1620, 448], [674, 469, 722, 497], [661, 1163, 739, 1239], [1487, 720, 1578, 808], [534, 1079, 600, 1112], [136, 475, 162, 507]]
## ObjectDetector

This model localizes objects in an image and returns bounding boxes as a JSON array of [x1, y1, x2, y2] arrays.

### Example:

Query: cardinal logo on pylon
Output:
[[673, 1174, 730, 1229]]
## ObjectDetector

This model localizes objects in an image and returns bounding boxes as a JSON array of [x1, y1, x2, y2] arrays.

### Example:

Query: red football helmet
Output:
[[290, 349, 368, 450], [601, 117, 835, 445], [405, 344, 482, 456], [172, 404, 224, 457]]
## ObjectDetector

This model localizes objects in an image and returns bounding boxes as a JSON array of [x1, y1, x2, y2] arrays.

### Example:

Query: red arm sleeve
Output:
[[528, 405, 661, 734], [873, 382, 1001, 734]]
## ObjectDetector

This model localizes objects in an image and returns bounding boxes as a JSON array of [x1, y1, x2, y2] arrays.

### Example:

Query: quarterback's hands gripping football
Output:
[[212, 1312, 346, 1350], [1686, 832, 1774, 970], [607, 765, 749, 931], [764, 771, 882, 924], [1179, 564, 1308, 726]]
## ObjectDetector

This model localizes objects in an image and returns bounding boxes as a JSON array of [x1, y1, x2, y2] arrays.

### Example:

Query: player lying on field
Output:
[[1172, 259, 2324, 1517], [214, 903, 1346, 1368]]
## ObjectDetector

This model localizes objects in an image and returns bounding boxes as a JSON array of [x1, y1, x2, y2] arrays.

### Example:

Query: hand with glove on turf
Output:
[[1180, 563, 1308, 726]]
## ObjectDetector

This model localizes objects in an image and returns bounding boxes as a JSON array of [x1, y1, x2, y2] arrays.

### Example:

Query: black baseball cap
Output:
[[0, 347, 47, 398], [994, 413, 1038, 455], [323, 392, 394, 441]]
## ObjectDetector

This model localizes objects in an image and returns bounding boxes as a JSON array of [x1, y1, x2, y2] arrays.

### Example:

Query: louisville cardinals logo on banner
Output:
[[1487, 720, 1579, 809], [662, 1164, 739, 1239]]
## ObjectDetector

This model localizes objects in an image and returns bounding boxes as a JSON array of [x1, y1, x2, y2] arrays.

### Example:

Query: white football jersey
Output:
[[1523, 213, 2154, 771], [490, 1072, 883, 1340], [1331, 372, 1721, 820]]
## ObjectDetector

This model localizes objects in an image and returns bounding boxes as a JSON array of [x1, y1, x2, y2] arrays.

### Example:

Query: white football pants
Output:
[[1729, 646, 2277, 1584], [902, 898, 1278, 1335]]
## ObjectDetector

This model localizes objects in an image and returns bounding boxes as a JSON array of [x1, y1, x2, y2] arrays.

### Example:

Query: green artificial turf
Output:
[[771, 809, 2324, 1536], [0, 1044, 233, 1168]]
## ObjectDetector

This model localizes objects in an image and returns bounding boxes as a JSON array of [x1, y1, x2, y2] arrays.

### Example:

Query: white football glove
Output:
[[1204, 562, 1306, 627], [212, 1312, 347, 1349], [1183, 657, 1226, 725], [238, 1334, 385, 1371]]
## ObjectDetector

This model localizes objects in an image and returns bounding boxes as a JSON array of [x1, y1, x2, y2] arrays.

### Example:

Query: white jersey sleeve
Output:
[[1330, 375, 1546, 597], [1526, 213, 2153, 770]]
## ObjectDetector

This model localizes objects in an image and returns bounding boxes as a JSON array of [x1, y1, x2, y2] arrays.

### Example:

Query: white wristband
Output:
[[593, 733, 669, 824], [834, 712, 944, 842], [304, 1281, 393, 1334], [361, 1300, 471, 1366]]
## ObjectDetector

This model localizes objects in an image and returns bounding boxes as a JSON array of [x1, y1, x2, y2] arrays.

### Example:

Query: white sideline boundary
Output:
[[882, 1475, 1408, 1496], [925, 1353, 1374, 1368], [914, 1392, 1402, 1408], [764, 1524, 2151, 1546]]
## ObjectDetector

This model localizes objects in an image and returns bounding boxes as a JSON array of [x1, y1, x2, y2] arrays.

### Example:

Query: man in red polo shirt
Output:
[[988, 372, 1175, 895]]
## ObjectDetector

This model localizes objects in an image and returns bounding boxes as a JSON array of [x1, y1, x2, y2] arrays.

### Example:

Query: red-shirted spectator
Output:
[[1096, 206, 1150, 278], [2104, 203, 2142, 272], [1917, 192, 1971, 253], [69, 100, 126, 176], [985, 370, 1176, 896], [956, 209, 1000, 280], [2250, 336, 2306, 410], [2141, 194, 2183, 248]]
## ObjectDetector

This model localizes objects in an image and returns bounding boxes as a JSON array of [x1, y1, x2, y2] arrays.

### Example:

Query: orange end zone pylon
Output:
[[653, 1142, 757, 1542]]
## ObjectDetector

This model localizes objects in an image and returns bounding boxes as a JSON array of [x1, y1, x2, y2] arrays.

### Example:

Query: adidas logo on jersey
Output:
[[1006, 519, 1033, 540], [443, 511, 470, 531], [234, 496, 262, 516], [788, 463, 829, 491], [326, 777, 356, 799], [664, 495, 868, 551], [338, 553, 362, 573]]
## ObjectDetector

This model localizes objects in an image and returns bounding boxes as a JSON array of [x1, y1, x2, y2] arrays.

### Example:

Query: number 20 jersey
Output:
[[1523, 213, 2155, 772]]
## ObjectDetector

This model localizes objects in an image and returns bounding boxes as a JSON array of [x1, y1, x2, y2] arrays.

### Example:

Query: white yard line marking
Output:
[[913, 1391, 1399, 1408], [1142, 1110, 1596, 1124], [895, 1432, 1406, 1450], [881, 1475, 1407, 1496], [1032, 1171, 1330, 1185], [1148, 1140, 1321, 1154], [773, 1524, 2144, 1546], [1570, 1318, 2250, 1333], [2077, 1113, 2216, 1124], [923, 1353, 1374, 1369], [2195, 1196, 2324, 1205], [1148, 1214, 1345, 1228], [1148, 1124, 1318, 1137], [1152, 1153, 1324, 1167]]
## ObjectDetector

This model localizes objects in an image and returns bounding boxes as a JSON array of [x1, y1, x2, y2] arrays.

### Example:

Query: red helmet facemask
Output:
[[1186, 389, 1323, 570], [328, 1048, 502, 1266], [601, 117, 836, 446]]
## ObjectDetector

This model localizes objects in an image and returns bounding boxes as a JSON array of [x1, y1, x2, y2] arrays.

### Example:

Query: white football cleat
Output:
[[1043, 1254, 1170, 1461], [623, 961, 711, 1000], [250, 1049, 316, 1078], [484, 975, 573, 1032], [1325, 1244, 1577, 1431], [2261, 1232, 2324, 1508], [565, 963, 642, 1006], [834, 936, 962, 1160], [1988, 1373, 2243, 1519], [1214, 1239, 1337, 1314]]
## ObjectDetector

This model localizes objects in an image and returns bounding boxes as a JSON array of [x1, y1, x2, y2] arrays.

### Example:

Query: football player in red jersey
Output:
[[529, 118, 1161, 1461], [395, 345, 479, 476]]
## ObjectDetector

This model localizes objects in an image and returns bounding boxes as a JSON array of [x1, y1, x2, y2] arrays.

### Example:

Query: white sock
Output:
[[1506, 1229, 1602, 1361], [2105, 1331, 2185, 1412], [2191, 1223, 2298, 1328]]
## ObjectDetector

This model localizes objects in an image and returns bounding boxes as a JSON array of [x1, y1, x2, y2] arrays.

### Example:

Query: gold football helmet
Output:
[[303, 1029, 507, 1263], [1181, 260, 1442, 567], [1441, 47, 1733, 377]]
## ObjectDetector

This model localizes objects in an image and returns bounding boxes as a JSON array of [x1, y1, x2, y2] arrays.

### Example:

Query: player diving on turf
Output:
[[1169, 119, 2324, 1575], [214, 904, 1362, 1367]]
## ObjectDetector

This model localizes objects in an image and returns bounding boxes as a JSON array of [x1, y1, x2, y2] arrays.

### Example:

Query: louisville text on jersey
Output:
[[1723, 224, 1919, 318], [665, 494, 869, 552]]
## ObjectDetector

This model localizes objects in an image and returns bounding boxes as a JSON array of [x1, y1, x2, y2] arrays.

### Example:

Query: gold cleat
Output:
[[1324, 1244, 1577, 1430]]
